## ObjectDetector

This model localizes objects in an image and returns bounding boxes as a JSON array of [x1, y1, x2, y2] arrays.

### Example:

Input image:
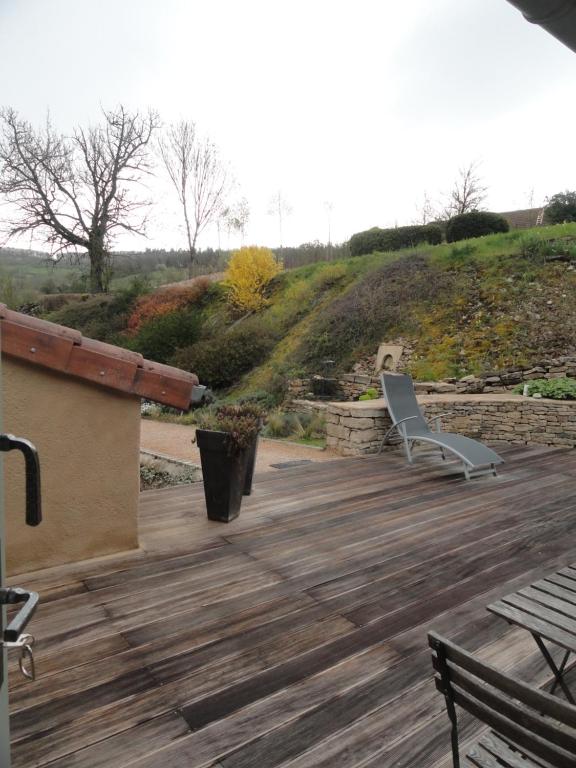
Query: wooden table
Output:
[[488, 565, 576, 703]]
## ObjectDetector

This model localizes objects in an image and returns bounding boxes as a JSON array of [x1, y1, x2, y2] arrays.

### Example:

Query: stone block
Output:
[[349, 428, 381, 443], [341, 417, 375, 429], [349, 407, 387, 419], [500, 371, 523, 385], [326, 424, 351, 440], [428, 382, 457, 393], [328, 405, 353, 418]]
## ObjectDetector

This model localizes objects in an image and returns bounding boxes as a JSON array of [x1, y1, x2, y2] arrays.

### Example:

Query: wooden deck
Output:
[[7, 444, 576, 767]]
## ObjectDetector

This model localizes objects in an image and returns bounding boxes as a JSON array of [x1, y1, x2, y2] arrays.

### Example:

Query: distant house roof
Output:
[[498, 207, 545, 230], [0, 305, 198, 410]]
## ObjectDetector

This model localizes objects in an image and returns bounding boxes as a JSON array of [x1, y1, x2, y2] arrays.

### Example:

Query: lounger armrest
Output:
[[382, 416, 419, 445], [426, 412, 453, 432]]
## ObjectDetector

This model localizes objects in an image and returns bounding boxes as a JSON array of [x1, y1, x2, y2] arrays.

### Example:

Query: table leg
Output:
[[550, 649, 572, 696], [532, 634, 575, 704]]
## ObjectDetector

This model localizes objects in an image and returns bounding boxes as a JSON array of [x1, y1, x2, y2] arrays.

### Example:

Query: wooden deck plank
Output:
[[7, 445, 576, 767]]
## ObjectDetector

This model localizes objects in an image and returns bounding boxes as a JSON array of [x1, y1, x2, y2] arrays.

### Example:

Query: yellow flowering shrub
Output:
[[225, 246, 282, 312]]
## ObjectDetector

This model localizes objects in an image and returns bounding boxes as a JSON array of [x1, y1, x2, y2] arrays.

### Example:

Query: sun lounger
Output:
[[379, 373, 504, 479]]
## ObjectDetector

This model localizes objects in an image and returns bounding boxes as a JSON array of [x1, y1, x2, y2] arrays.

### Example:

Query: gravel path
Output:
[[140, 418, 343, 471]]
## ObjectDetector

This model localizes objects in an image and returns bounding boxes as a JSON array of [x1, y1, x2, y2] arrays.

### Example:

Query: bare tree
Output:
[[412, 192, 436, 225], [0, 106, 158, 292], [267, 190, 292, 249], [442, 161, 487, 219], [225, 197, 250, 245], [158, 121, 229, 277], [323, 201, 334, 245]]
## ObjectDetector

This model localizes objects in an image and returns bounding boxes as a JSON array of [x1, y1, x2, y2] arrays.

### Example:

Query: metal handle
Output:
[[0, 433, 42, 526], [0, 588, 39, 643]]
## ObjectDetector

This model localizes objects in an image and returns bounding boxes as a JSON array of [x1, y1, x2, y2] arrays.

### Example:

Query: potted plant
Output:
[[235, 403, 265, 496], [195, 404, 262, 522]]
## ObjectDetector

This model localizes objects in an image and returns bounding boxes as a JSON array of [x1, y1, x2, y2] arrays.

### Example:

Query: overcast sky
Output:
[[1, 0, 576, 252]]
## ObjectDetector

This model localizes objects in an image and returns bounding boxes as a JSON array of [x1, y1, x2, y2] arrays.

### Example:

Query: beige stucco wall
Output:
[[3, 356, 141, 576]]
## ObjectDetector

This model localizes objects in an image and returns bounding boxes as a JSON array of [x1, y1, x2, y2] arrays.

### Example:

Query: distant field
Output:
[[0, 250, 191, 306], [0, 258, 79, 304]]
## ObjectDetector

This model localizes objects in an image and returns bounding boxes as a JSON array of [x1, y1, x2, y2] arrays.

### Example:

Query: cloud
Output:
[[1, 0, 576, 249]]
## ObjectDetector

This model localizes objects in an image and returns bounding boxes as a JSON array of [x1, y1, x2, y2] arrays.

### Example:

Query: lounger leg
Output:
[[378, 423, 407, 455], [440, 447, 446, 461], [404, 436, 413, 464], [463, 463, 471, 481]]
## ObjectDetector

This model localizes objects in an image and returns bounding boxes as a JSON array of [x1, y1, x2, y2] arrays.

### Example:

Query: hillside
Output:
[[41, 223, 576, 401]]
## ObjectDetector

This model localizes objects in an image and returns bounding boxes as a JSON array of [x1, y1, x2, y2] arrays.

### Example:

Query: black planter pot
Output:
[[243, 434, 259, 496], [196, 429, 248, 522]]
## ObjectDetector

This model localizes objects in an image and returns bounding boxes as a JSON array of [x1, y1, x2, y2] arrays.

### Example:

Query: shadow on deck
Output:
[[8, 444, 576, 767]]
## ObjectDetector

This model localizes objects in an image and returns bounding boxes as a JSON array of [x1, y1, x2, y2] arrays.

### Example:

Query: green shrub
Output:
[[544, 191, 576, 224], [445, 211, 509, 243], [296, 411, 326, 441], [519, 234, 545, 260], [358, 387, 379, 401], [518, 234, 576, 263], [264, 410, 297, 438], [237, 390, 278, 410], [263, 409, 326, 442], [513, 377, 576, 400], [349, 224, 442, 257], [172, 322, 276, 390], [446, 243, 478, 264], [518, 234, 555, 262], [128, 309, 201, 364]]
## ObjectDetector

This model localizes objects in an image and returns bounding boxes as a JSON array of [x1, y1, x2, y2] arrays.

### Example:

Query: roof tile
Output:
[[1, 308, 199, 410], [4, 307, 82, 343], [67, 344, 139, 393]]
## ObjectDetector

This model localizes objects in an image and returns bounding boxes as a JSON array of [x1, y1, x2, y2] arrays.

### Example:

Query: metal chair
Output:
[[430, 631, 576, 767]]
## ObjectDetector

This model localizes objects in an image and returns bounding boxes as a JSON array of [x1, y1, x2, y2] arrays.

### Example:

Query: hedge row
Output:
[[349, 224, 442, 257], [445, 211, 509, 242]]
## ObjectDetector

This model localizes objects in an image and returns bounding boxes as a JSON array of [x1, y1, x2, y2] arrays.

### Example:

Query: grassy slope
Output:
[[228, 222, 576, 394], [38, 222, 576, 397]]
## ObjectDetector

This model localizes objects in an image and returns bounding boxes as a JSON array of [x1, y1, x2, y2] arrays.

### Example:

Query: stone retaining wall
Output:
[[326, 394, 576, 456], [418, 355, 576, 395], [287, 354, 576, 404], [286, 339, 415, 402]]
